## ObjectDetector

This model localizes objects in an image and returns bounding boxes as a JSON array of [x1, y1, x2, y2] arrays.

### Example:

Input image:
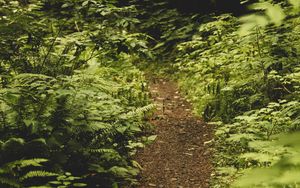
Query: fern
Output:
[[0, 177, 20, 188], [0, 0, 157, 187], [157, 0, 300, 187], [120, 104, 156, 119], [89, 148, 119, 155], [2, 158, 48, 171], [20, 171, 58, 181]]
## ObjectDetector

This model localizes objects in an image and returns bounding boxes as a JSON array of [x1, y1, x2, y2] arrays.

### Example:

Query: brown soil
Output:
[[135, 78, 213, 188]]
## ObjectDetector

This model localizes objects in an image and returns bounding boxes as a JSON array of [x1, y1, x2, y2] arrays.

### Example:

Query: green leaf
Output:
[[49, 181, 62, 185], [73, 183, 87, 187], [61, 3, 71, 8], [147, 135, 157, 142], [289, 0, 300, 9], [82, 1, 89, 6], [265, 3, 285, 26]]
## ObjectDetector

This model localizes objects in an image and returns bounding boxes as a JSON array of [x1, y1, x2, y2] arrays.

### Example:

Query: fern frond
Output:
[[120, 104, 156, 119], [20, 171, 58, 181], [13, 74, 54, 84], [89, 148, 123, 160], [89, 148, 118, 155], [86, 122, 112, 132], [3, 158, 48, 172], [0, 177, 20, 188]]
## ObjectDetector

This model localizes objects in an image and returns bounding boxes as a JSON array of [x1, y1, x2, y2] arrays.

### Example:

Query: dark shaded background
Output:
[[121, 0, 257, 15], [169, 0, 245, 14]]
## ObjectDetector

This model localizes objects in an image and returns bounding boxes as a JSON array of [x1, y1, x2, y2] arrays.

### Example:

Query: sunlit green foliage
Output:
[[1, 0, 300, 187], [233, 133, 300, 187], [239, 0, 299, 35], [154, 0, 300, 187], [0, 0, 155, 187]]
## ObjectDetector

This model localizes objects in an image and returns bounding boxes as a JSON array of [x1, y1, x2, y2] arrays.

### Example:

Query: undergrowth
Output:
[[173, 2, 300, 187], [0, 0, 155, 187], [137, 0, 300, 187], [1, 0, 300, 187]]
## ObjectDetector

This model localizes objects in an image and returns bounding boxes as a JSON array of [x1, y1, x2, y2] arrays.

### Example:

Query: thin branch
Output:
[[39, 21, 66, 73]]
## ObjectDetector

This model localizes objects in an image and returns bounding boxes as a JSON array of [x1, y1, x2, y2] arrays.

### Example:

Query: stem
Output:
[[39, 22, 65, 73], [255, 27, 267, 82]]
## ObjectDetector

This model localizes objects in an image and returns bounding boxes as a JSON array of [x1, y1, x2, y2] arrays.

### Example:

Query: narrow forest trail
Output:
[[135, 78, 213, 188]]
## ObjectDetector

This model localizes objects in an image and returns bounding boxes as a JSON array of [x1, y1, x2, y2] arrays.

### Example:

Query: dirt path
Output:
[[135, 78, 213, 188]]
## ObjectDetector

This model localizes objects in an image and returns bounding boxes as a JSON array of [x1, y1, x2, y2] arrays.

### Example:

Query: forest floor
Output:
[[135, 78, 213, 188]]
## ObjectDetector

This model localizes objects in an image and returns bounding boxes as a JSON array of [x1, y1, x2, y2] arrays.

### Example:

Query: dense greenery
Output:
[[145, 0, 300, 187], [0, 0, 155, 187], [1, 0, 300, 187]]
